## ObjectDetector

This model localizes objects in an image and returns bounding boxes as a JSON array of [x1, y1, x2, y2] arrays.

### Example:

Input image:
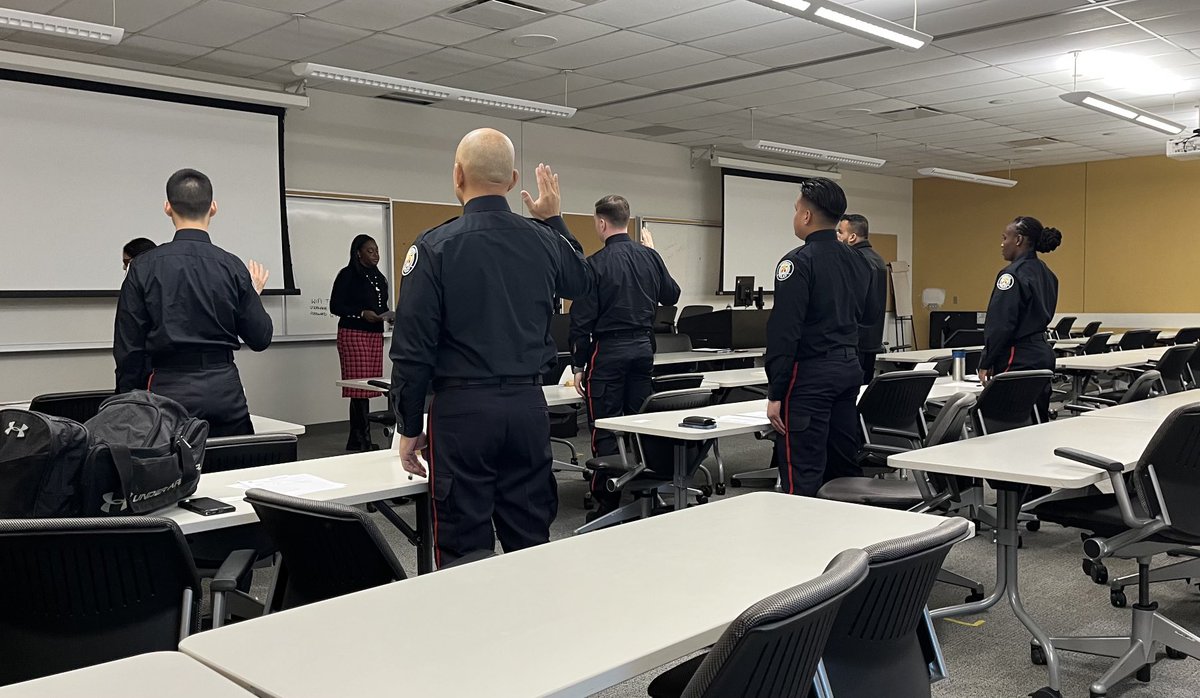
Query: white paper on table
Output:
[[737, 411, 769, 420], [228, 474, 346, 497], [915, 362, 939, 371], [716, 415, 765, 425]]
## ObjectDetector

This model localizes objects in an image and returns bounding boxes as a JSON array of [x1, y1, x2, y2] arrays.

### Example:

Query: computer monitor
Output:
[[734, 276, 754, 308]]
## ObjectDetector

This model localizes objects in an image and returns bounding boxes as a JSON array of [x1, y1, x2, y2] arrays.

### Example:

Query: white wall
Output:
[[0, 87, 913, 424]]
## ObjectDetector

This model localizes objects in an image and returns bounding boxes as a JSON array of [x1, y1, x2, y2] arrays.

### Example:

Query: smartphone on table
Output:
[[178, 497, 235, 516]]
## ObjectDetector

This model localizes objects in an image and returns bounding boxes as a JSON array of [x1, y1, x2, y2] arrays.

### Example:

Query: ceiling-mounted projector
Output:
[[1166, 130, 1200, 160]]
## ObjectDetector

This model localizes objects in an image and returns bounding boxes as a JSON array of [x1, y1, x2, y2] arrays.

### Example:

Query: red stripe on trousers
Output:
[[427, 396, 440, 569], [783, 362, 799, 495], [586, 342, 601, 456], [1005, 347, 1016, 372]]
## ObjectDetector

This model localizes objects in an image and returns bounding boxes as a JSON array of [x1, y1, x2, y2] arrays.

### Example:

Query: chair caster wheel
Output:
[[1110, 589, 1127, 608], [1166, 647, 1187, 660], [696, 496, 709, 505], [965, 591, 985, 603], [699, 485, 714, 498], [1026, 520, 1041, 532], [1030, 643, 1047, 666], [715, 483, 726, 495], [1136, 664, 1151, 682], [1090, 563, 1109, 585], [1089, 691, 1106, 698], [1030, 688, 1060, 698], [1082, 559, 1094, 576], [583, 493, 594, 510], [1018, 535, 1024, 549]]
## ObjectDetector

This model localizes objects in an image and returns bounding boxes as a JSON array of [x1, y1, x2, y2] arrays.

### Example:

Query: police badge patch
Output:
[[996, 272, 1014, 291], [775, 259, 794, 282], [401, 245, 419, 276]]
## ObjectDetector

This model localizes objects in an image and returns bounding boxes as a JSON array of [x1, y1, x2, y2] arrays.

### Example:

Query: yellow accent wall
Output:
[[912, 154, 1200, 348]]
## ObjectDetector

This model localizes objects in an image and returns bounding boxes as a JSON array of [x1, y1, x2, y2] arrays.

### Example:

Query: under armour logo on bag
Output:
[[100, 492, 128, 514], [4, 422, 28, 438]]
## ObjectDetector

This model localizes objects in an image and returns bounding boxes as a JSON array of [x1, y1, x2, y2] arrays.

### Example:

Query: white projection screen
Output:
[[0, 72, 291, 294], [720, 171, 810, 294]]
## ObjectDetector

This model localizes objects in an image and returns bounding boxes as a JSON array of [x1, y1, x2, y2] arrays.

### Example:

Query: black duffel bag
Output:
[[0, 409, 91, 516]]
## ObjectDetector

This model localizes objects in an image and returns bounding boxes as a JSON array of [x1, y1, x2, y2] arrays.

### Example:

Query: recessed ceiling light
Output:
[[512, 34, 557, 48], [836, 108, 872, 116], [988, 98, 1012, 105]]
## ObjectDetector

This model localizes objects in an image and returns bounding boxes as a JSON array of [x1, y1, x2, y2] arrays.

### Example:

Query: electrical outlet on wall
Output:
[[953, 295, 958, 304]]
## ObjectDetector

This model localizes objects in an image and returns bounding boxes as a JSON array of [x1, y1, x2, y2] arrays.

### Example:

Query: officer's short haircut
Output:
[[166, 168, 214, 220], [798, 178, 847, 225], [840, 213, 869, 239], [594, 195, 631, 229]]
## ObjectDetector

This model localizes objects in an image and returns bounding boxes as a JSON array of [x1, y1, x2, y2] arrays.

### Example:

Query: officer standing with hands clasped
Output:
[[390, 128, 592, 566], [568, 196, 680, 515], [979, 216, 1062, 421], [766, 178, 882, 496]]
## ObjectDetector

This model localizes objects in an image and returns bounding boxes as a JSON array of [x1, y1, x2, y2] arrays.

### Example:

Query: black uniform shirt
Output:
[[981, 251, 1058, 370], [568, 233, 681, 370], [389, 195, 593, 437], [114, 228, 273, 392], [853, 239, 889, 354], [329, 264, 390, 333], [765, 229, 876, 400]]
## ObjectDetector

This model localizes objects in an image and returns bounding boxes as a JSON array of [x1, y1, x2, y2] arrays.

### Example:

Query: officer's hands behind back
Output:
[[521, 163, 561, 220]]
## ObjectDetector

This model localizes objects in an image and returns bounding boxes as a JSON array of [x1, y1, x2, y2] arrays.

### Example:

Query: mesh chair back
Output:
[[652, 374, 705, 392], [203, 434, 298, 473], [1134, 404, 1200, 540], [0, 517, 200, 685], [655, 305, 679, 334], [1189, 344, 1200, 387], [679, 305, 714, 320], [1081, 321, 1102, 337], [971, 370, 1052, 435], [1154, 345, 1195, 394], [682, 550, 870, 698], [654, 333, 693, 353], [822, 518, 971, 698], [1119, 370, 1161, 405], [244, 488, 406, 611], [1052, 316, 1076, 339], [1119, 329, 1159, 350], [858, 371, 938, 448], [636, 388, 715, 479], [1081, 332, 1112, 355], [925, 393, 975, 447], [27, 390, 114, 423], [1173, 327, 1200, 344]]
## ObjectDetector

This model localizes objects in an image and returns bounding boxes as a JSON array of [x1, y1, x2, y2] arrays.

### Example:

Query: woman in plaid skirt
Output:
[[330, 234, 393, 450]]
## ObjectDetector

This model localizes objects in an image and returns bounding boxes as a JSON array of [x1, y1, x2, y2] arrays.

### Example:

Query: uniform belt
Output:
[[797, 347, 856, 361], [433, 376, 542, 390], [152, 350, 233, 369], [594, 329, 652, 339]]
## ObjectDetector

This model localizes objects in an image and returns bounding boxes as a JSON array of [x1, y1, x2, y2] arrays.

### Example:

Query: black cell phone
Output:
[[680, 415, 717, 429], [179, 497, 235, 516]]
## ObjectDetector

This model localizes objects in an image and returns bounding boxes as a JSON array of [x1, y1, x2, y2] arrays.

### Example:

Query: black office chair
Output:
[[244, 488, 408, 611], [1116, 329, 1159, 351], [645, 550, 870, 698], [678, 305, 713, 321], [1073, 320, 1103, 338], [654, 305, 679, 334], [27, 390, 114, 422], [202, 433, 298, 473], [1030, 405, 1200, 697], [654, 332, 693, 353], [856, 370, 938, 472], [1079, 332, 1112, 355], [576, 388, 716, 534], [1171, 327, 1200, 345], [652, 374, 704, 392], [1063, 370, 1160, 414], [1188, 344, 1200, 389], [0, 517, 251, 686], [943, 328, 984, 348], [969, 370, 1052, 435], [822, 518, 972, 698], [1107, 345, 1195, 397], [1050, 316, 1076, 340]]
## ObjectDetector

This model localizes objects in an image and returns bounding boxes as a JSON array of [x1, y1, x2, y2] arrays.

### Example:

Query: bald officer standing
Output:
[[390, 128, 592, 566]]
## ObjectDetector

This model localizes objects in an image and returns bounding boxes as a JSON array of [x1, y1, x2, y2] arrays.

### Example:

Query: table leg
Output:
[[672, 443, 688, 511], [374, 494, 435, 574]]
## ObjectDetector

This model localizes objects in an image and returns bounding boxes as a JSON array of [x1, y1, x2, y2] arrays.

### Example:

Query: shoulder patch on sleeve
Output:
[[775, 259, 795, 282], [996, 272, 1014, 291], [401, 245, 419, 276]]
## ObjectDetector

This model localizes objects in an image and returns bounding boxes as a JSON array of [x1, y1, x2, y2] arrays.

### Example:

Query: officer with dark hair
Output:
[[837, 213, 888, 385], [980, 215, 1062, 421], [390, 128, 592, 566], [114, 168, 273, 436], [569, 194, 680, 516], [766, 178, 881, 497]]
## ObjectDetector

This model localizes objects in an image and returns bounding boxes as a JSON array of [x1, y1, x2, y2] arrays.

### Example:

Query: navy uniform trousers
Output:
[[149, 362, 253, 437], [427, 384, 557, 566], [999, 337, 1057, 423], [583, 335, 654, 509], [773, 349, 864, 497]]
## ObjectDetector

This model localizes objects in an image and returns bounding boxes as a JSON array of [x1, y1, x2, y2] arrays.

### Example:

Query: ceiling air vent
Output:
[[377, 93, 439, 106], [446, 0, 546, 29], [875, 106, 944, 121]]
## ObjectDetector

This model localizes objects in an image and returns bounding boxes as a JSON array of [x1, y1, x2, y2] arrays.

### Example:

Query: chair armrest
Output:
[[1053, 449, 1156, 529], [1053, 447, 1122, 473], [367, 380, 391, 390], [212, 549, 258, 593], [1063, 403, 1098, 414], [861, 443, 908, 457], [744, 386, 768, 397], [1076, 395, 1116, 406], [869, 426, 922, 441]]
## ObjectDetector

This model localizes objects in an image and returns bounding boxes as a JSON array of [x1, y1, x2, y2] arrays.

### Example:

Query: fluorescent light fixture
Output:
[[1059, 91, 1185, 135], [917, 167, 1017, 188], [743, 139, 885, 168], [292, 63, 575, 118], [0, 7, 123, 45], [745, 0, 931, 51], [712, 154, 842, 180]]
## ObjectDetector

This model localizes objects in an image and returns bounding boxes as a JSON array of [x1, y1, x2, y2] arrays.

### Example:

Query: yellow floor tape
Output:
[[942, 618, 986, 628]]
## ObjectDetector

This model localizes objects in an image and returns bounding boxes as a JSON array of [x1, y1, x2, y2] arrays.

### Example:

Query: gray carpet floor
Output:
[[258, 415, 1200, 698]]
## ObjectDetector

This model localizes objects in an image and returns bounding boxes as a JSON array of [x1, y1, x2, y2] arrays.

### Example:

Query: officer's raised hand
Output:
[[767, 400, 785, 435], [521, 163, 561, 220], [399, 432, 429, 478], [247, 260, 270, 295]]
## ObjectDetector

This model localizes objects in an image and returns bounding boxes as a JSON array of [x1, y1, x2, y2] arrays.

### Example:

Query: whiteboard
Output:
[[639, 218, 721, 305], [890, 260, 913, 317], [283, 197, 391, 337], [721, 172, 804, 293]]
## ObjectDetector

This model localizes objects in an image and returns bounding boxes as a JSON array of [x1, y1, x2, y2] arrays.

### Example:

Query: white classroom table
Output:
[[0, 652, 254, 697], [877, 346, 983, 364], [180, 492, 967, 698], [1, 401, 304, 436], [653, 348, 764, 366], [889, 415, 1160, 696], [1054, 346, 1167, 371], [1076, 390, 1200, 423], [336, 377, 586, 408]]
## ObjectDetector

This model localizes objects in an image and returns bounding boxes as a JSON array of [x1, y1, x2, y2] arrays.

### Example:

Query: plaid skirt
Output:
[[338, 327, 384, 399]]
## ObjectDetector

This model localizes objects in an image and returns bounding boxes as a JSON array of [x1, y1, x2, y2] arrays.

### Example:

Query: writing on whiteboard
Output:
[[309, 297, 330, 318]]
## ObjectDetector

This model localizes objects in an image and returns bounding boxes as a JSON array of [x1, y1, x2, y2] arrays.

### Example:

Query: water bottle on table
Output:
[[951, 349, 966, 382]]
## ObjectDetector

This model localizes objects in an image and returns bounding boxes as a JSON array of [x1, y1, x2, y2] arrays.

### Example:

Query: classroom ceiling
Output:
[[3, 0, 1200, 178]]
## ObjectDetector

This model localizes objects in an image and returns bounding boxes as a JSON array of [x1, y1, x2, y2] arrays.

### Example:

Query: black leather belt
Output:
[[798, 347, 856, 360], [595, 329, 652, 340], [433, 376, 542, 390], [152, 350, 233, 369]]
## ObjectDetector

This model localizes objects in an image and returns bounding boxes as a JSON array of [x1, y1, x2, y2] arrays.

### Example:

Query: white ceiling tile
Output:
[[101, 35, 211, 65], [522, 31, 672, 70], [1164, 29, 1200, 49], [226, 17, 371, 61], [578, 44, 724, 81], [833, 55, 990, 89], [635, 2, 783, 43], [378, 47, 504, 82], [179, 49, 287, 77], [310, 0, 464, 31], [227, 0, 331, 12], [799, 46, 953, 80], [141, 0, 290, 48], [568, 0, 727, 29], [681, 70, 814, 99], [624, 57, 765, 90], [718, 80, 852, 108], [936, 11, 1127, 55], [457, 15, 615, 59], [964, 25, 1156, 66], [1114, 0, 1200, 22], [872, 66, 1019, 99], [590, 92, 703, 117], [765, 88, 895, 116], [501, 71, 609, 100], [0, 0, 60, 10], [440, 60, 560, 90], [386, 16, 495, 45], [521, 0, 586, 11], [633, 100, 745, 124], [304, 33, 439, 71], [566, 80, 655, 105], [904, 77, 1046, 108], [584, 117, 650, 133], [52, 0, 200, 33], [739, 33, 880, 68], [688, 15, 837, 55], [912, 0, 1083, 36]]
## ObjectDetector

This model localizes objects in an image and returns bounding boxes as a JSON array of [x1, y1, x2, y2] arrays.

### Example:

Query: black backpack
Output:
[[82, 391, 209, 516], [0, 409, 91, 517]]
